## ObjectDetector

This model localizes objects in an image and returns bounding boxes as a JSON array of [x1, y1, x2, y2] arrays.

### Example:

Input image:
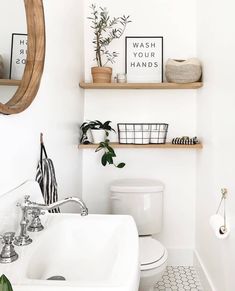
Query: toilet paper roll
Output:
[[209, 214, 230, 240]]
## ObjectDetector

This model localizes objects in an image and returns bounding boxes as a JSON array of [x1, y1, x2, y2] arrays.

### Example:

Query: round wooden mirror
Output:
[[0, 0, 45, 115]]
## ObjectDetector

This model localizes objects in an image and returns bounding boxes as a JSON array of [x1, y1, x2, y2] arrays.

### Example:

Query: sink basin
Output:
[[0, 213, 140, 291]]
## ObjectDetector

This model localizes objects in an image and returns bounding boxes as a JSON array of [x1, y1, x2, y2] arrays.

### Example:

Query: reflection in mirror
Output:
[[0, 0, 27, 104], [0, 87, 18, 104], [0, 0, 45, 115]]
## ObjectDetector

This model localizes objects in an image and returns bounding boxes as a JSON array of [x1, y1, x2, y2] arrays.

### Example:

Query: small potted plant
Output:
[[88, 4, 131, 83], [80, 120, 125, 168], [0, 274, 13, 291], [80, 120, 115, 144]]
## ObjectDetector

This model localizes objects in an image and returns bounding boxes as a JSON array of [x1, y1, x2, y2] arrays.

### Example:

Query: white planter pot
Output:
[[90, 129, 106, 144]]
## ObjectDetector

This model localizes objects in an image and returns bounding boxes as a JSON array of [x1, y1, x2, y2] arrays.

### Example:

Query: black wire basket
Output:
[[117, 123, 169, 144]]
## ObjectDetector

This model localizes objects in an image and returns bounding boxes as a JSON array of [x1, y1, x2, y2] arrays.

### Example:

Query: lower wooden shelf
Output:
[[79, 142, 203, 149], [0, 79, 21, 86]]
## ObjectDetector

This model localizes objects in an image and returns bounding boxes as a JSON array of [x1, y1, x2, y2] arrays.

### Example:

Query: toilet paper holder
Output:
[[216, 188, 228, 234]]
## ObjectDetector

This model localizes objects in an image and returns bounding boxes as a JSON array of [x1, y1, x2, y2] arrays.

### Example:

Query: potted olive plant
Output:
[[0, 274, 13, 291], [80, 120, 125, 168], [88, 4, 131, 83]]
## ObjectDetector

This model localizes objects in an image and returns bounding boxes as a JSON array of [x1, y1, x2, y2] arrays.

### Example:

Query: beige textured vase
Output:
[[165, 58, 202, 83], [0, 55, 4, 78], [91, 67, 112, 83]]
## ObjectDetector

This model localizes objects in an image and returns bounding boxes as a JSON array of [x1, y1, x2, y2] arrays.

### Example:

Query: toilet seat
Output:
[[139, 237, 168, 271]]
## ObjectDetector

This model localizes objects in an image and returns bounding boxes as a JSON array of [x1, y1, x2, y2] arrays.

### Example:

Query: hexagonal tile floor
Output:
[[155, 266, 203, 291]]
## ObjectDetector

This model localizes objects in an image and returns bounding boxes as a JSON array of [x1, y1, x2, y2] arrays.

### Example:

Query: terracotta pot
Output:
[[91, 67, 112, 83]]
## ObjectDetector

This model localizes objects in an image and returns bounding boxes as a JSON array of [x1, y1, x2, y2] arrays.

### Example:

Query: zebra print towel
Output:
[[36, 142, 60, 213]]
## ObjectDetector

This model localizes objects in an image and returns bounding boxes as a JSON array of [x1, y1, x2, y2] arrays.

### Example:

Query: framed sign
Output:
[[125, 36, 163, 83], [9, 33, 28, 80]]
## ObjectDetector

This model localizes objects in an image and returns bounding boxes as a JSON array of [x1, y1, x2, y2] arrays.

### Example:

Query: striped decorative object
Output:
[[172, 136, 199, 145], [36, 135, 60, 213]]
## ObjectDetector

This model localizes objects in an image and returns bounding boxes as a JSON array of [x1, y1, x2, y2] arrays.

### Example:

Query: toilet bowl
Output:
[[139, 236, 168, 291], [109, 179, 168, 291]]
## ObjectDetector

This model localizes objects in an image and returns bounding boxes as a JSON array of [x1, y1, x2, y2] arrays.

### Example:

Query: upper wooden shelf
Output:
[[0, 79, 21, 86], [79, 142, 203, 149], [79, 81, 203, 90]]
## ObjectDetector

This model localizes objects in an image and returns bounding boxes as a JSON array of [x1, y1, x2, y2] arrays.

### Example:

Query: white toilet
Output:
[[110, 179, 168, 291]]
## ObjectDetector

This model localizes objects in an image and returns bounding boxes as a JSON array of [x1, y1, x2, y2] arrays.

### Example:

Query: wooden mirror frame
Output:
[[0, 0, 45, 115]]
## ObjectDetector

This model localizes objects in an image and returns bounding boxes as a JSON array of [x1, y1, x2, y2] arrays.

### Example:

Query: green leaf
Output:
[[99, 142, 106, 147], [101, 154, 107, 166], [106, 145, 115, 155], [116, 163, 126, 168], [106, 151, 115, 158], [95, 146, 102, 152], [106, 154, 114, 164], [0, 274, 13, 291], [103, 120, 111, 127]]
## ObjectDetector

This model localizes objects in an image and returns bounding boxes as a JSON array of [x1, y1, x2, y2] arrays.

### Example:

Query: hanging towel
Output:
[[36, 136, 60, 213]]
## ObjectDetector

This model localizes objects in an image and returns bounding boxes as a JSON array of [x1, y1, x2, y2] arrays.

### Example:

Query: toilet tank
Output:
[[110, 179, 164, 235]]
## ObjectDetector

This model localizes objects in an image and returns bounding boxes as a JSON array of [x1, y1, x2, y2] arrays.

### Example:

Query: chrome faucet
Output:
[[15, 195, 88, 246], [30, 197, 88, 216], [28, 197, 88, 232], [14, 195, 34, 246]]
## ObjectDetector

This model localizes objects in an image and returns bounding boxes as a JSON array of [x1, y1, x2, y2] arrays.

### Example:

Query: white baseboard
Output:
[[167, 248, 194, 266], [194, 250, 216, 291]]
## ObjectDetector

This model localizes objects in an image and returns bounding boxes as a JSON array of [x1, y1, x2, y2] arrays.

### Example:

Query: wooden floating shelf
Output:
[[79, 142, 203, 149], [0, 79, 21, 86], [79, 81, 203, 90]]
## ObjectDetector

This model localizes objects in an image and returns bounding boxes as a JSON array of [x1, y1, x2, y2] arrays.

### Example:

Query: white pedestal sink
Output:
[[0, 182, 140, 291]]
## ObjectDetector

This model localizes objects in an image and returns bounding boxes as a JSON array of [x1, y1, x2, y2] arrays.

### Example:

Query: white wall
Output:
[[82, 0, 197, 250], [196, 0, 235, 290], [0, 0, 84, 213]]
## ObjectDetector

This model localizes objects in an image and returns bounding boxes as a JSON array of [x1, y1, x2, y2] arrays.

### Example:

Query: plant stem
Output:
[[96, 34, 103, 67]]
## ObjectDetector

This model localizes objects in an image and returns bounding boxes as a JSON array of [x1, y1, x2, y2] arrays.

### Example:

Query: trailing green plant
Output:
[[95, 139, 125, 168], [80, 120, 125, 168], [80, 120, 115, 144], [88, 4, 131, 67], [0, 274, 13, 291]]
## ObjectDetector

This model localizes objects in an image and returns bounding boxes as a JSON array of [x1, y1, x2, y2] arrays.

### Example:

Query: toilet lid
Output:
[[139, 237, 165, 266], [110, 179, 164, 193]]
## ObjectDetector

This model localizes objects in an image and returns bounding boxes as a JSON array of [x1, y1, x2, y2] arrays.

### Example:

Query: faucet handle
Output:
[[0, 232, 16, 245], [27, 208, 45, 232], [16, 195, 32, 208], [16, 202, 21, 207], [24, 195, 30, 202], [31, 208, 45, 217], [0, 232, 18, 264]]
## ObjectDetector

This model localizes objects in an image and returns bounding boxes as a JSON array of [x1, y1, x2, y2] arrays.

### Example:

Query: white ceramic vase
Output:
[[91, 129, 106, 144]]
